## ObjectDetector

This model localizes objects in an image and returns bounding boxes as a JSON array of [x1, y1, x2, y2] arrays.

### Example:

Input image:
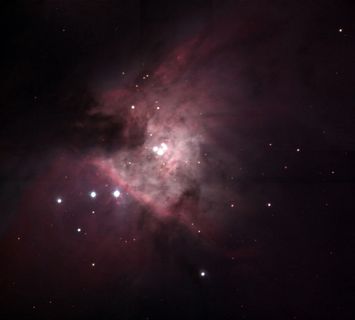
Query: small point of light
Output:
[[90, 191, 97, 198], [156, 106, 160, 110], [91, 210, 95, 214], [77, 228, 81, 233], [113, 190, 121, 198], [339, 28, 343, 33], [230, 203, 235, 208], [131, 105, 135, 109], [56, 197, 62, 204], [267, 203, 272, 207], [91, 262, 95, 267], [200, 271, 206, 277], [296, 148, 301, 152]]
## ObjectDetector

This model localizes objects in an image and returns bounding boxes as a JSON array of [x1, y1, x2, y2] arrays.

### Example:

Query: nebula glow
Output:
[[0, 1, 348, 319]]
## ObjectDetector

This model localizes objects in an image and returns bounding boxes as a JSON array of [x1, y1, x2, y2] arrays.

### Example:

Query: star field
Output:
[[0, 1, 354, 319]]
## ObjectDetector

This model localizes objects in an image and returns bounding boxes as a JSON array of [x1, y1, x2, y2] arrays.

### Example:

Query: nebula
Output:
[[1, 1, 350, 319]]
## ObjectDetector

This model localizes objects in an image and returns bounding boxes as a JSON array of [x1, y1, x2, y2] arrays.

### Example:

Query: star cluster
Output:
[[0, 1, 353, 319]]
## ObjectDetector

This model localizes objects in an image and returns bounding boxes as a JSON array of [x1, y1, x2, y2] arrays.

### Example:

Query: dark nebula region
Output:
[[0, 1, 354, 319]]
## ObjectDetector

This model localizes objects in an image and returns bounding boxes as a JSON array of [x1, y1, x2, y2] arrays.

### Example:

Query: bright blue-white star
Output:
[[113, 190, 121, 198]]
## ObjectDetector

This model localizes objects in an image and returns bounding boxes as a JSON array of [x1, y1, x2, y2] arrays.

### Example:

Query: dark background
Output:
[[0, 0, 354, 319]]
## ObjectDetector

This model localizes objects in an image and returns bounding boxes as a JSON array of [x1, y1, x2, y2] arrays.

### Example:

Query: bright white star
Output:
[[113, 190, 121, 198]]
